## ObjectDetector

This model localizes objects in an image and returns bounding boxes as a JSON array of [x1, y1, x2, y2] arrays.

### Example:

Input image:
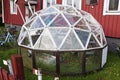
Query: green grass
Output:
[[0, 46, 120, 80]]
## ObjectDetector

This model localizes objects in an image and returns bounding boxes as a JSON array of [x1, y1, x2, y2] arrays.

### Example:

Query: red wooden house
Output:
[[2, 0, 42, 30], [2, 0, 120, 46]]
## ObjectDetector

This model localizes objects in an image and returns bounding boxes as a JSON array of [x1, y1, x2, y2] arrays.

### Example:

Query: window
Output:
[[103, 0, 120, 15], [43, 0, 56, 9], [10, 0, 17, 14], [25, 0, 37, 4], [62, 0, 82, 10], [109, 0, 119, 10], [25, 6, 35, 21], [86, 0, 98, 5]]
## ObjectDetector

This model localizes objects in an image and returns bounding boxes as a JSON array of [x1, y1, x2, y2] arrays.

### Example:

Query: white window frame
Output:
[[103, 0, 120, 15], [43, 0, 57, 9], [10, 0, 17, 14], [25, 0, 37, 4], [25, 6, 35, 21], [62, 0, 82, 10]]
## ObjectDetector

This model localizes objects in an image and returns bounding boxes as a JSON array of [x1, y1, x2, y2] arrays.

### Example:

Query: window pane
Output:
[[49, 28, 69, 47], [60, 52, 82, 74], [109, 0, 119, 10], [87, 35, 100, 48], [74, 0, 80, 9], [47, 0, 56, 7], [86, 49, 101, 72], [61, 30, 82, 50], [10, 0, 17, 13], [50, 14, 69, 27], [34, 29, 56, 50], [35, 52, 56, 73], [90, 0, 98, 4], [86, 0, 98, 5], [67, 0, 72, 6], [31, 18, 44, 29], [52, 0, 56, 5], [47, 0, 50, 7], [64, 13, 80, 25], [75, 29, 89, 46], [41, 14, 57, 25]]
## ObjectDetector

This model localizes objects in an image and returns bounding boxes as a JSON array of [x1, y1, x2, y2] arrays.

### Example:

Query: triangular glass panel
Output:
[[21, 32, 31, 47], [65, 7, 79, 15], [87, 35, 100, 48], [97, 34, 101, 44], [41, 14, 57, 25], [18, 27, 27, 43], [61, 30, 82, 50], [49, 28, 69, 47], [75, 19, 89, 30], [31, 30, 43, 45], [50, 14, 69, 27], [64, 13, 80, 25], [30, 18, 44, 29], [34, 29, 56, 50], [89, 25, 97, 31], [93, 29, 100, 35], [55, 6, 66, 11], [30, 14, 37, 19], [41, 7, 58, 14], [25, 20, 34, 28], [85, 15, 99, 26], [75, 29, 89, 46], [102, 33, 106, 45], [79, 10, 89, 16]]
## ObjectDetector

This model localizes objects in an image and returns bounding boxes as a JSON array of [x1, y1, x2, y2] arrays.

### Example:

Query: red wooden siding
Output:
[[3, 0, 41, 26], [82, 0, 120, 38], [57, 0, 62, 4], [3, 0, 25, 25], [35, 0, 42, 11], [3, 0, 120, 38]]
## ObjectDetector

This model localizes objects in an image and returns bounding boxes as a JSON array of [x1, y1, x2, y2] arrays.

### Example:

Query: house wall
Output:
[[81, 0, 120, 38], [35, 0, 42, 11], [56, 0, 120, 38], [3, 0, 25, 25], [3, 0, 42, 26], [3, 0, 120, 38]]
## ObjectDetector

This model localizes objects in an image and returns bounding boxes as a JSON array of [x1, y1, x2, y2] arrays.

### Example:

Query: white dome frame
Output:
[[18, 5, 107, 51]]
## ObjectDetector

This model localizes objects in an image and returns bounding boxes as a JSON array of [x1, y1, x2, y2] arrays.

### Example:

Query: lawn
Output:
[[0, 46, 120, 80]]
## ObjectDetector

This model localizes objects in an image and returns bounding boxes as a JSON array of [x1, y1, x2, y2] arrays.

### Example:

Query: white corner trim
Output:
[[103, 0, 107, 16], [80, 0, 82, 10], [2, 0, 4, 23]]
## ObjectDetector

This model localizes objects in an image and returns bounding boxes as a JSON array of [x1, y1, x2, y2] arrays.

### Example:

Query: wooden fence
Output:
[[0, 67, 16, 80], [0, 55, 25, 80]]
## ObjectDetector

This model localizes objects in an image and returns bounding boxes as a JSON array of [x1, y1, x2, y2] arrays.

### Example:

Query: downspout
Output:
[[2, 0, 4, 23]]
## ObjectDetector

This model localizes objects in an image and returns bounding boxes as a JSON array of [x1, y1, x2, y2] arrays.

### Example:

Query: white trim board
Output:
[[2, 0, 4, 23]]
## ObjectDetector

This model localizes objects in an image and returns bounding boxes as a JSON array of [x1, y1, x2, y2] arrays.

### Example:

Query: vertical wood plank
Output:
[[56, 52, 60, 76]]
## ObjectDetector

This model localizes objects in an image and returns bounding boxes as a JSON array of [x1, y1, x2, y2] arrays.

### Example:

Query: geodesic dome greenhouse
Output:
[[18, 5, 108, 75]]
